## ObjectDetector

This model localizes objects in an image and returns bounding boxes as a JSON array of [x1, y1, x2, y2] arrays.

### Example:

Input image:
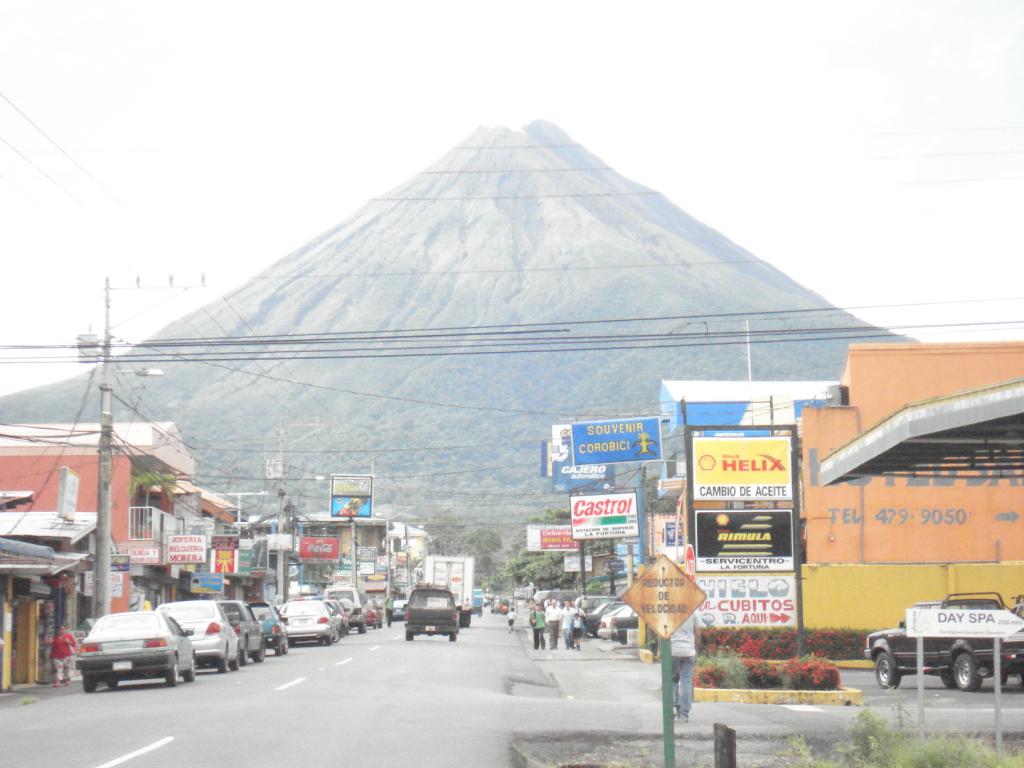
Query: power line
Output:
[[0, 132, 80, 203], [0, 89, 118, 203]]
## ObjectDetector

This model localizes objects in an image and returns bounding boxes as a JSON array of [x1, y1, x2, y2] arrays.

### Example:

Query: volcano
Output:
[[0, 121, 881, 524]]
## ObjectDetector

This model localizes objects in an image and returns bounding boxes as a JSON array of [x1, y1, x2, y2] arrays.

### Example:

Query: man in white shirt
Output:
[[670, 613, 701, 722], [545, 599, 563, 649]]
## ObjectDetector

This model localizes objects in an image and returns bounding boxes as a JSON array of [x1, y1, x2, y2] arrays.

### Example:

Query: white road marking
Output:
[[392, 634, 402, 640], [782, 704, 823, 712], [369, 645, 381, 652], [92, 737, 174, 768], [336, 658, 352, 666], [275, 677, 307, 691]]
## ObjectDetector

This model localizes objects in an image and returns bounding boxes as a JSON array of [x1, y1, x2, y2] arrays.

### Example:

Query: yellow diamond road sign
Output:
[[621, 554, 707, 640]]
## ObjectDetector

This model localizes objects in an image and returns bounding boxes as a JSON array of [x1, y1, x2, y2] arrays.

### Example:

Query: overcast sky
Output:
[[1, 1, 1022, 397]]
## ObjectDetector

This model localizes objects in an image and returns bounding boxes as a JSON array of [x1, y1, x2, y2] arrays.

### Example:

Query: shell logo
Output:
[[698, 454, 716, 471]]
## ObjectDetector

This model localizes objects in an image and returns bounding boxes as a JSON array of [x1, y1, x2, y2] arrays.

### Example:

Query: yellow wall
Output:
[[803, 562, 1024, 629]]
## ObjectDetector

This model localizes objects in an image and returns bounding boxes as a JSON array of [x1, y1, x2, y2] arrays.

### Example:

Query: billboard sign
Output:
[[298, 536, 341, 561], [212, 549, 237, 573], [562, 553, 594, 573], [569, 491, 640, 540], [127, 545, 162, 565], [906, 607, 1024, 638], [695, 574, 797, 627], [692, 436, 792, 501], [551, 460, 616, 492], [211, 535, 239, 550], [570, 417, 662, 465], [166, 534, 207, 564], [190, 572, 224, 594], [526, 525, 577, 552], [236, 537, 268, 575], [110, 554, 131, 572], [330, 474, 373, 519], [694, 510, 794, 572], [56, 466, 79, 522]]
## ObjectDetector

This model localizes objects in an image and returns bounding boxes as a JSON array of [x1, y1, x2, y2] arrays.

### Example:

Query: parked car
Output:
[[866, 592, 1024, 691], [157, 600, 241, 672], [324, 586, 370, 634], [586, 600, 624, 637], [248, 601, 289, 656], [578, 595, 614, 614], [405, 587, 459, 642], [365, 603, 381, 629], [322, 598, 350, 639], [280, 600, 337, 645], [391, 598, 407, 622], [597, 604, 638, 643], [218, 600, 266, 663], [78, 611, 197, 692]]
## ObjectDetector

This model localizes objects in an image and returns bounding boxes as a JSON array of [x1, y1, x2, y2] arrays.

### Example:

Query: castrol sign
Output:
[[569, 491, 640, 540]]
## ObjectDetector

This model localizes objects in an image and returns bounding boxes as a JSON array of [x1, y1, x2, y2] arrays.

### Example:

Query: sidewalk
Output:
[[0, 673, 81, 708]]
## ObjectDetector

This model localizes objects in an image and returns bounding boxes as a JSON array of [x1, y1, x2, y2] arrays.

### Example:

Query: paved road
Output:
[[4, 613, 1023, 768]]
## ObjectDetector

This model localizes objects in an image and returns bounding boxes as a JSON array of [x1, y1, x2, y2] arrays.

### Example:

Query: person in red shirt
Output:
[[51, 625, 77, 687]]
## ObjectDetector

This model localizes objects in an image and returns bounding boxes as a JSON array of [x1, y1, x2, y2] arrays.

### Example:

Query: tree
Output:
[[464, 527, 502, 586], [425, 510, 466, 556], [129, 470, 178, 509]]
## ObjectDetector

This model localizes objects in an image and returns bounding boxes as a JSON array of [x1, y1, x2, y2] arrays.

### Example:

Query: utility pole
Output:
[[405, 525, 412, 592], [94, 277, 113, 619]]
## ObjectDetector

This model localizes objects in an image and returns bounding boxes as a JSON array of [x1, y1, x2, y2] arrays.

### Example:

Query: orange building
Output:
[[803, 342, 1024, 566]]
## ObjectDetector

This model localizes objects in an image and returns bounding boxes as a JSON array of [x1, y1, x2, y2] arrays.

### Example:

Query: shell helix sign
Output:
[[692, 436, 793, 501]]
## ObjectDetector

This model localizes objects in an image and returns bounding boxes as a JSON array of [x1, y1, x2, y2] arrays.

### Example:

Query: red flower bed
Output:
[[700, 627, 865, 660], [781, 656, 842, 690]]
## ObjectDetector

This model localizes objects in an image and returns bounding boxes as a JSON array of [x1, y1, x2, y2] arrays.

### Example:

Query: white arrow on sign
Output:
[[906, 608, 1024, 638]]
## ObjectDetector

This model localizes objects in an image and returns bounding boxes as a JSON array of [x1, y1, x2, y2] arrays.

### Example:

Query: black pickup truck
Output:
[[865, 593, 1024, 691], [404, 587, 459, 642]]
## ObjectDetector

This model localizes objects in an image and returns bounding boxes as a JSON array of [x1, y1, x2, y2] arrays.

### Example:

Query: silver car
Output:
[[77, 611, 196, 692], [280, 600, 336, 645], [157, 600, 241, 672]]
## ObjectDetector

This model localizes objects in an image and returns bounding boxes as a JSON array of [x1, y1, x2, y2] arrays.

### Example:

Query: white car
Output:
[[597, 604, 637, 640]]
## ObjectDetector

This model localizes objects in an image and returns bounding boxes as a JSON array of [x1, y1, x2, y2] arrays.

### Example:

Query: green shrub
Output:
[[695, 650, 749, 689], [784, 709, 1024, 767], [744, 658, 784, 688]]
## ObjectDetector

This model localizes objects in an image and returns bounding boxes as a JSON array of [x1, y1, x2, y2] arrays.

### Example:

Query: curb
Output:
[[836, 660, 873, 669], [695, 686, 862, 706]]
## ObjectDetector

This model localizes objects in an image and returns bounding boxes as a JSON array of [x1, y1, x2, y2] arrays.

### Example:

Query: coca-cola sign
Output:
[[298, 537, 341, 561]]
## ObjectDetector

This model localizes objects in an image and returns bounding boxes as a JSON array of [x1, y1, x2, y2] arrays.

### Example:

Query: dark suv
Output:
[[218, 600, 266, 664], [866, 592, 1024, 691], [404, 587, 459, 642]]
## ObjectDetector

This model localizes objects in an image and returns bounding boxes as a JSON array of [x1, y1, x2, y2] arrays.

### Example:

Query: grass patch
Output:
[[785, 709, 1024, 767]]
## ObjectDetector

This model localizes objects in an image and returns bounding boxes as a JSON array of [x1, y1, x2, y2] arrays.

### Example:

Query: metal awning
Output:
[[0, 536, 55, 560], [0, 511, 97, 544], [819, 377, 1024, 485]]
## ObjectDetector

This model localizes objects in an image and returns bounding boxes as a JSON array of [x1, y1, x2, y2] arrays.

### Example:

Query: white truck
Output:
[[423, 555, 475, 628]]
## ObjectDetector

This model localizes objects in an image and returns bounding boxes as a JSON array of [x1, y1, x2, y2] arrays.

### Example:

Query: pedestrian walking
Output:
[[561, 600, 577, 649], [545, 599, 562, 649], [385, 594, 394, 627], [50, 624, 77, 687], [572, 603, 586, 650], [670, 613, 701, 722], [529, 603, 546, 649], [507, 606, 516, 633]]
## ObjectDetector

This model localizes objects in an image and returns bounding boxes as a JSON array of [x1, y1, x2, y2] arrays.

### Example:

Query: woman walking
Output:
[[529, 602, 546, 650]]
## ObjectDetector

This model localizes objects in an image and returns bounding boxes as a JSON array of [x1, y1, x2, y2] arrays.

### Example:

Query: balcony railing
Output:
[[129, 506, 180, 541]]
